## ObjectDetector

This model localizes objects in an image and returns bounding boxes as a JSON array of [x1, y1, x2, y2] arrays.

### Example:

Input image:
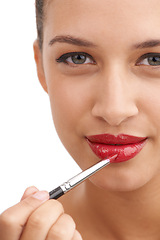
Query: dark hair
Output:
[[36, 0, 44, 49]]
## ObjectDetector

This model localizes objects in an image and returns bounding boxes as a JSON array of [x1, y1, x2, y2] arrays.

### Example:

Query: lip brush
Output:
[[49, 155, 117, 200]]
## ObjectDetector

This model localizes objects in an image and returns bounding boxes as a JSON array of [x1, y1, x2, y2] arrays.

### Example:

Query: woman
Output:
[[1, 0, 160, 239]]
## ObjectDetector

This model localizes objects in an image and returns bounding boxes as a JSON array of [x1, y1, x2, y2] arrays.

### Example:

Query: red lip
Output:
[[86, 134, 147, 163]]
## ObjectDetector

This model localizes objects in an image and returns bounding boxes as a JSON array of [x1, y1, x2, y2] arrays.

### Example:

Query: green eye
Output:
[[71, 54, 86, 64], [137, 53, 160, 66], [56, 52, 95, 65]]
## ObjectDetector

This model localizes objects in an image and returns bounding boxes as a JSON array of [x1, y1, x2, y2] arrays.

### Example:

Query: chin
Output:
[[89, 165, 154, 193]]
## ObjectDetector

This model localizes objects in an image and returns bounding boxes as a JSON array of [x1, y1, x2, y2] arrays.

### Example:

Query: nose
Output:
[[91, 69, 138, 126]]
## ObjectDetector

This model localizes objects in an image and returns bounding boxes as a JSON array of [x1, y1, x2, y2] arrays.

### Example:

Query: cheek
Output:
[[138, 81, 160, 170], [48, 75, 94, 144], [138, 81, 160, 137]]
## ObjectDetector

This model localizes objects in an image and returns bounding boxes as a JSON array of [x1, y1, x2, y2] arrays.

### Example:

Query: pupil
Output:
[[72, 55, 86, 64], [152, 57, 157, 62], [77, 55, 82, 60]]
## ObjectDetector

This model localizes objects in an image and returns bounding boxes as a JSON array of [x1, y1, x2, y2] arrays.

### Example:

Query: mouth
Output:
[[86, 133, 148, 163]]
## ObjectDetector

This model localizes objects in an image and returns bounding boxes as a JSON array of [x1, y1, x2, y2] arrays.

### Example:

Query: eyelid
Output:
[[56, 51, 95, 64], [136, 52, 160, 65]]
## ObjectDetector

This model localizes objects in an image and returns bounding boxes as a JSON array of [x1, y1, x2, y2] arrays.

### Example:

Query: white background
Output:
[[0, 1, 80, 213]]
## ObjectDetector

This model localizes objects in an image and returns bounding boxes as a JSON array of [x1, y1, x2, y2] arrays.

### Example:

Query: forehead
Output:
[[44, 0, 160, 47], [45, 0, 160, 19]]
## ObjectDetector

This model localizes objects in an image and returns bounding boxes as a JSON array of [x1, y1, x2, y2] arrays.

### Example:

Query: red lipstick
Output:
[[86, 134, 147, 163]]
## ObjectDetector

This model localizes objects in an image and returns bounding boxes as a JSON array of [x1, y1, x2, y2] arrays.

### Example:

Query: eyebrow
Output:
[[49, 36, 160, 51], [133, 40, 160, 49], [48, 35, 97, 48]]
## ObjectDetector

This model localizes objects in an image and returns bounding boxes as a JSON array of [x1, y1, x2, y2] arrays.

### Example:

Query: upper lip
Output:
[[86, 134, 147, 145]]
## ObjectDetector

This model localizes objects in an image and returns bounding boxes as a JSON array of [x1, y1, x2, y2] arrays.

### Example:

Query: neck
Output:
[[80, 175, 160, 239]]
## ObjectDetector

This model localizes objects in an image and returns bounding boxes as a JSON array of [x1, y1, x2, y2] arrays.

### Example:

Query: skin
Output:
[[1, 0, 160, 239]]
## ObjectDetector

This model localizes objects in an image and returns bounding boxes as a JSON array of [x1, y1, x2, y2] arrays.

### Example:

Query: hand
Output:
[[0, 186, 82, 240]]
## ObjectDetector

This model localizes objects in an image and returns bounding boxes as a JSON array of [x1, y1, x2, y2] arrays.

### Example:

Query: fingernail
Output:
[[32, 191, 49, 201]]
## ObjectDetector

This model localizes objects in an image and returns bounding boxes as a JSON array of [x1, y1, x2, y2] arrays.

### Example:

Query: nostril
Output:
[[91, 99, 138, 127]]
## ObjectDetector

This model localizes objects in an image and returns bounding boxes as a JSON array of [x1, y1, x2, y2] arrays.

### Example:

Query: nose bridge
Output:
[[102, 68, 125, 104], [92, 67, 138, 126]]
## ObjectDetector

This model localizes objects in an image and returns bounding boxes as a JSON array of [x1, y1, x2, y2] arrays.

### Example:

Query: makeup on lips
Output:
[[86, 134, 147, 163]]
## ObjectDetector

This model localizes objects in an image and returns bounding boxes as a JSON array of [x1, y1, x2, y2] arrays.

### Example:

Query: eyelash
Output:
[[56, 52, 160, 67]]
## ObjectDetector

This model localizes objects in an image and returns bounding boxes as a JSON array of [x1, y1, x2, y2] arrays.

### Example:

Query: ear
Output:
[[33, 40, 48, 93]]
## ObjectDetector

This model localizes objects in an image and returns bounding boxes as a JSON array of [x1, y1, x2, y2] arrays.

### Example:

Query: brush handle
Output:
[[49, 186, 64, 199]]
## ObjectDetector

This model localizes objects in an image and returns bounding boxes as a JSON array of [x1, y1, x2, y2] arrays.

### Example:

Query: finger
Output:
[[72, 230, 83, 240], [0, 191, 49, 240], [46, 213, 76, 240], [20, 200, 64, 240], [21, 186, 39, 201]]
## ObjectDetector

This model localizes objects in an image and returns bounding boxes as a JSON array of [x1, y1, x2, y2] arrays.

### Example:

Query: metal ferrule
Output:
[[60, 182, 72, 193]]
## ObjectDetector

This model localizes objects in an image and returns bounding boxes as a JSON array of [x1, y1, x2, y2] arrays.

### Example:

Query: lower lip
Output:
[[86, 139, 147, 163]]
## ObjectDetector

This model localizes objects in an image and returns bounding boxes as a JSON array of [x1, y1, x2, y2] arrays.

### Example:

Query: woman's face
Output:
[[35, 0, 160, 191]]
